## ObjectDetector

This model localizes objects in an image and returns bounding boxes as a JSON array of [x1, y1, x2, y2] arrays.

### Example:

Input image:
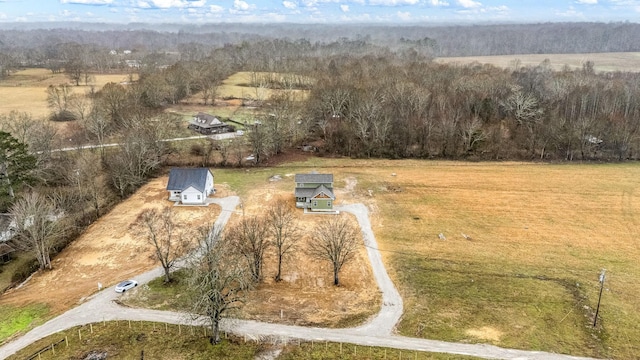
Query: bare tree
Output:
[[228, 216, 269, 283], [189, 226, 251, 344], [103, 117, 171, 197], [246, 122, 268, 164], [266, 199, 300, 282], [502, 86, 543, 156], [83, 107, 112, 158], [67, 151, 109, 219], [47, 84, 74, 121], [307, 215, 360, 286], [132, 207, 192, 283], [10, 192, 63, 270], [69, 93, 92, 122]]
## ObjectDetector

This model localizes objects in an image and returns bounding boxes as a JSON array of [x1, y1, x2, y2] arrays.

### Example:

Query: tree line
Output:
[[303, 57, 640, 161]]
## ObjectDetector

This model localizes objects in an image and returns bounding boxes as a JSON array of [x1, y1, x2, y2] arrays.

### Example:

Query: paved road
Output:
[[0, 198, 600, 360], [50, 132, 239, 153]]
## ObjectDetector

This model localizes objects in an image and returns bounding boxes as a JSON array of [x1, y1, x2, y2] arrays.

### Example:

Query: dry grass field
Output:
[[210, 158, 640, 359], [218, 72, 309, 101], [0, 68, 134, 118], [435, 52, 640, 72], [0, 177, 220, 317]]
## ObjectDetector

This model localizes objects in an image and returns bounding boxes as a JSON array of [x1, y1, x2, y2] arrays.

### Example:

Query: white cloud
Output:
[[209, 4, 224, 12], [283, 1, 297, 9], [397, 10, 411, 20], [575, 0, 597, 3], [429, 0, 449, 5], [61, 9, 73, 16], [233, 0, 251, 11], [340, 4, 349, 11], [555, 6, 584, 17], [457, 0, 480, 8], [134, 0, 207, 9], [60, 0, 113, 4], [369, 0, 419, 5]]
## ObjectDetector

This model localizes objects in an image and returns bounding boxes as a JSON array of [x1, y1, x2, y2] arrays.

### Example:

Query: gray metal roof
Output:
[[295, 187, 316, 198], [166, 168, 212, 192], [294, 173, 333, 183], [312, 184, 335, 200], [191, 112, 225, 128], [295, 184, 335, 200]]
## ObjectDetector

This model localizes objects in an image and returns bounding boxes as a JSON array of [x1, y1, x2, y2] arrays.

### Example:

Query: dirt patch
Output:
[[0, 176, 220, 315], [465, 327, 504, 343]]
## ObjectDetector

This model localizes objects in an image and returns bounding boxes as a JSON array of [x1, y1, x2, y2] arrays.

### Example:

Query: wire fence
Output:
[[22, 320, 439, 360]]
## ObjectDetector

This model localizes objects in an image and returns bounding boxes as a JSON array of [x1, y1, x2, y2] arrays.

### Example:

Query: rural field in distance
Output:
[[436, 52, 640, 73]]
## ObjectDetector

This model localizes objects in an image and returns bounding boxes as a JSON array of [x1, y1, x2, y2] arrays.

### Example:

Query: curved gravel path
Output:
[[0, 198, 600, 360]]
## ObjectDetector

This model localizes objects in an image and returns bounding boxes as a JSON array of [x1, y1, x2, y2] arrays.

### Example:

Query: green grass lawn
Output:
[[123, 269, 193, 312], [6, 321, 262, 360], [279, 341, 484, 359], [0, 303, 49, 344], [7, 320, 485, 360]]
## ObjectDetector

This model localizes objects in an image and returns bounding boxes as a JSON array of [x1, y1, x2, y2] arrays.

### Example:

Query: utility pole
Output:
[[593, 269, 606, 327]]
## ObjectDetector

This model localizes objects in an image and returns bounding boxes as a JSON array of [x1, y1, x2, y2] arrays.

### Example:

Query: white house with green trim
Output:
[[294, 173, 335, 212]]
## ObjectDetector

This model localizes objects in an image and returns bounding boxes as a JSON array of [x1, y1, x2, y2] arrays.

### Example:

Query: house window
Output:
[[197, 194, 201, 200], [327, 201, 332, 207], [297, 197, 305, 202], [183, 194, 188, 200], [312, 201, 318, 207]]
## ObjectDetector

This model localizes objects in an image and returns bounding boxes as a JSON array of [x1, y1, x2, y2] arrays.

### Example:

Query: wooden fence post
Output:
[[51, 343, 55, 355], [65, 336, 68, 347], [90, 323, 93, 333], [78, 329, 82, 341]]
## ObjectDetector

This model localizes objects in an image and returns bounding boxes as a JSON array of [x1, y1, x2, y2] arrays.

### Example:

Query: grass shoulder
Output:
[[0, 303, 49, 344], [6, 321, 261, 360]]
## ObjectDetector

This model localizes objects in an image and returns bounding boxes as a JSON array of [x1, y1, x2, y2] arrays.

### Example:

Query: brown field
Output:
[[0, 176, 220, 315], [218, 71, 309, 101], [0, 68, 134, 118], [212, 158, 640, 359], [435, 52, 640, 72]]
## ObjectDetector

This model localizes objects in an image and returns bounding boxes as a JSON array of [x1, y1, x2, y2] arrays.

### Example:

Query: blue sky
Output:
[[0, 0, 638, 24]]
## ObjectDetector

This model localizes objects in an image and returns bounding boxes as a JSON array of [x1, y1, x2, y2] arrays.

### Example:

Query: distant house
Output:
[[124, 59, 141, 68], [294, 173, 335, 212], [188, 113, 235, 135], [166, 168, 214, 205]]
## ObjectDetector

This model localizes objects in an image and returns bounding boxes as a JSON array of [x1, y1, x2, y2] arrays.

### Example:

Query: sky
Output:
[[0, 0, 639, 24]]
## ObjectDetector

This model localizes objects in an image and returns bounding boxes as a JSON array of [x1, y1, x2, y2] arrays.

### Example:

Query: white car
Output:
[[114, 280, 138, 293]]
